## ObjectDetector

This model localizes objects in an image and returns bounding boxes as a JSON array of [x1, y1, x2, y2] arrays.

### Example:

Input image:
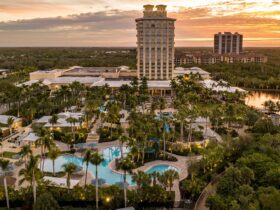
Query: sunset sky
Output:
[[0, 0, 279, 47]]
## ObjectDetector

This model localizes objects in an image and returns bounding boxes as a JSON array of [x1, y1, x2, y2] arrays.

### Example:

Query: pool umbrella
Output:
[[115, 181, 129, 189], [91, 178, 106, 185]]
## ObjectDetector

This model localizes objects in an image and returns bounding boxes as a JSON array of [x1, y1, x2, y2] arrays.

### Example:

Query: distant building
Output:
[[29, 66, 137, 82], [136, 5, 176, 80], [26, 65, 172, 96], [174, 53, 267, 65], [214, 32, 243, 54]]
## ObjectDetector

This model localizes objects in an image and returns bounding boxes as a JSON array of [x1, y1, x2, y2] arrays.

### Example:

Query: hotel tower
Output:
[[136, 5, 176, 80]]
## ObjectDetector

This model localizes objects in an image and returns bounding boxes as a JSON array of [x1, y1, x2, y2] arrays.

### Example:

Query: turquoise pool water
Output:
[[146, 164, 179, 174], [42, 147, 179, 186]]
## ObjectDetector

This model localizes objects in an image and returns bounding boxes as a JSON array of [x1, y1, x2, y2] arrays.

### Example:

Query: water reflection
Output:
[[245, 91, 280, 109]]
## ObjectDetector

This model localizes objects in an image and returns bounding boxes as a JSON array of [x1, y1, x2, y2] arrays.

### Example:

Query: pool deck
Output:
[[101, 140, 202, 203], [12, 139, 201, 204]]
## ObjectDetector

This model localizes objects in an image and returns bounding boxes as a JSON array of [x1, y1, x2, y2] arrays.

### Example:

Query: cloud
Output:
[[0, 5, 279, 47], [0, 10, 140, 31]]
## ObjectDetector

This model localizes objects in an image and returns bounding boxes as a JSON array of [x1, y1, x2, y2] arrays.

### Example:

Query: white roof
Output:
[[43, 77, 104, 85], [30, 69, 66, 75], [43, 176, 79, 189], [17, 80, 39, 87], [201, 79, 246, 93], [147, 80, 171, 88], [0, 115, 20, 125], [92, 80, 171, 89], [22, 132, 40, 142], [43, 112, 84, 128], [174, 67, 210, 76], [93, 80, 131, 88], [36, 116, 51, 124]]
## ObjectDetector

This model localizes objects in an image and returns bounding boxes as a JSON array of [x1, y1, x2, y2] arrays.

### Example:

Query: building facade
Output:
[[136, 5, 176, 80], [214, 32, 243, 54], [175, 53, 267, 66]]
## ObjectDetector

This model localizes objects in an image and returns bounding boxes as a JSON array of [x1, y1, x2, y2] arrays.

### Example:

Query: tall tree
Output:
[[6, 117, 14, 137], [82, 149, 92, 186], [48, 147, 60, 175], [19, 144, 32, 166], [132, 170, 151, 189], [66, 117, 78, 144], [0, 159, 10, 208], [90, 152, 104, 209], [48, 114, 58, 137], [19, 155, 41, 205], [117, 156, 134, 207], [62, 163, 77, 189]]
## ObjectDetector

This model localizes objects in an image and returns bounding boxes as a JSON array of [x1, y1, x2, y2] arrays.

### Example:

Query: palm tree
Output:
[[19, 144, 32, 166], [82, 149, 92, 186], [119, 135, 128, 158], [105, 102, 120, 139], [200, 108, 211, 134], [90, 152, 104, 209], [39, 134, 54, 171], [0, 159, 10, 208], [160, 169, 179, 191], [48, 147, 60, 175], [7, 117, 14, 137], [35, 127, 49, 170], [48, 114, 58, 137], [62, 133, 72, 150], [159, 97, 166, 114], [132, 171, 151, 189], [19, 155, 41, 205], [161, 116, 170, 160], [62, 163, 77, 189], [117, 156, 134, 207], [66, 117, 78, 144], [150, 171, 159, 186], [176, 104, 188, 142], [187, 105, 198, 148], [0, 142, 3, 157]]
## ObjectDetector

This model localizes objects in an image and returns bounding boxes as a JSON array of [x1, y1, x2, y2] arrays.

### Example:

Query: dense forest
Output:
[[0, 47, 136, 70]]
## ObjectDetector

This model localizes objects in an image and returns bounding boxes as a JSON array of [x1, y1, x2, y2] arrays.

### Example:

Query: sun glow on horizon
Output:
[[0, 0, 279, 47]]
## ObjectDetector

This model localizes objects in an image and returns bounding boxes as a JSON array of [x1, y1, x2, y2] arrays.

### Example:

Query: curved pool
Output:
[[42, 147, 179, 186], [146, 164, 179, 174]]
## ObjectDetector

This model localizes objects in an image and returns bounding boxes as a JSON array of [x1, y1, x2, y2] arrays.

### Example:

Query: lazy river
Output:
[[42, 146, 179, 186]]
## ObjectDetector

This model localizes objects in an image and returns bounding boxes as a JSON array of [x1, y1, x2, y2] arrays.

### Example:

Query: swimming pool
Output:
[[146, 164, 179, 174], [42, 147, 179, 186]]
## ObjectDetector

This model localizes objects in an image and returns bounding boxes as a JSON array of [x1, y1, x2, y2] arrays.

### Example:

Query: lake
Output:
[[245, 91, 280, 109]]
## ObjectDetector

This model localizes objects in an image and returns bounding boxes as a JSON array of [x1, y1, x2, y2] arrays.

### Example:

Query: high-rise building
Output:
[[136, 5, 176, 80], [214, 32, 243, 54]]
